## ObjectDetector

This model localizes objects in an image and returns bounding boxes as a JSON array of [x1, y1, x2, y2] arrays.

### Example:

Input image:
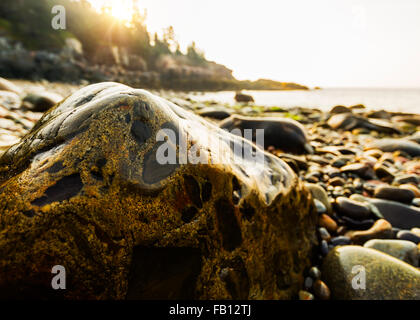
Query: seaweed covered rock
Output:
[[0, 82, 317, 299]]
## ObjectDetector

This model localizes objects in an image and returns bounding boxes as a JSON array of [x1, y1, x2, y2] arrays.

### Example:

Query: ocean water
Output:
[[190, 88, 420, 114]]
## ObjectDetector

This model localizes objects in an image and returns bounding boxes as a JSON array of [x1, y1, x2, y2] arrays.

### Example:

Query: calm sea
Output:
[[190, 88, 420, 114]]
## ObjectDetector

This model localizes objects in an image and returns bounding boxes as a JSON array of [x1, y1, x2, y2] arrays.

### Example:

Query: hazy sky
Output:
[[92, 0, 420, 88]]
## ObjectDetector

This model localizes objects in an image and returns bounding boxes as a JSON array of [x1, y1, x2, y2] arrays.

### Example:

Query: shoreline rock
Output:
[[0, 82, 317, 299]]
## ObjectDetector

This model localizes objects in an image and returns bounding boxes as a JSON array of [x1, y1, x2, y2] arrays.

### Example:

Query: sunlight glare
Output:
[[87, 0, 134, 22]]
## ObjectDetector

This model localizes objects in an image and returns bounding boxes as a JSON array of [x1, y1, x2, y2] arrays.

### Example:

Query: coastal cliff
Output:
[[0, 0, 308, 91]]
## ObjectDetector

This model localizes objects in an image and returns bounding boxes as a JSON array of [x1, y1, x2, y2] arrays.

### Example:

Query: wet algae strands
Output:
[[0, 82, 317, 299]]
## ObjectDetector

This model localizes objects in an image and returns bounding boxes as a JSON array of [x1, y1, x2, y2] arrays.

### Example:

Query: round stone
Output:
[[314, 199, 327, 214], [219, 114, 313, 155], [367, 199, 420, 229], [374, 186, 415, 204], [319, 214, 338, 233], [306, 183, 332, 214], [322, 246, 420, 300], [321, 240, 329, 256], [397, 230, 420, 244], [23, 91, 63, 112], [336, 197, 371, 220], [399, 184, 420, 198], [304, 276, 314, 289], [313, 280, 331, 300], [364, 239, 419, 267], [0, 77, 23, 95], [309, 266, 321, 280], [330, 236, 351, 246], [318, 227, 331, 242], [299, 290, 315, 300], [367, 138, 420, 157]]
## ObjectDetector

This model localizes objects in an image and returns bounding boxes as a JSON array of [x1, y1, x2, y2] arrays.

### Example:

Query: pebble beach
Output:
[[0, 77, 419, 300]]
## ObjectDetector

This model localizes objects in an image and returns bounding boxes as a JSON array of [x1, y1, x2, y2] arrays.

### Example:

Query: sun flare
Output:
[[87, 0, 135, 22]]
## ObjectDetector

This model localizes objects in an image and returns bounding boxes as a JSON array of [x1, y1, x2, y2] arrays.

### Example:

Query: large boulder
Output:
[[0, 82, 317, 299]]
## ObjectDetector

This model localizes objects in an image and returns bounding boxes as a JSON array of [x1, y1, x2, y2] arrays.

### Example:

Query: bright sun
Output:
[[87, 0, 135, 22]]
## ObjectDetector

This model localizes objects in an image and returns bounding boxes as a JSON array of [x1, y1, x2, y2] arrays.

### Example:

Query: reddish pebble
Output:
[[319, 214, 338, 233], [313, 280, 331, 300]]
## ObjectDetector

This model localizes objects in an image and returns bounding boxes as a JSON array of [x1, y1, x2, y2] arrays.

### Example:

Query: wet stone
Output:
[[314, 199, 327, 214], [304, 277, 313, 289], [313, 280, 330, 300], [399, 184, 420, 198], [322, 246, 420, 300], [346, 219, 393, 245], [319, 214, 338, 233], [309, 266, 321, 280], [336, 197, 371, 220], [328, 177, 345, 187], [364, 239, 419, 267], [340, 216, 374, 230], [0, 91, 21, 110], [366, 138, 420, 157], [0, 83, 317, 299], [0, 77, 23, 95], [197, 106, 233, 120], [330, 236, 351, 246], [374, 186, 415, 204], [328, 113, 399, 134], [23, 91, 63, 112], [397, 230, 420, 244], [306, 183, 332, 214], [411, 228, 420, 237], [219, 115, 313, 155], [340, 163, 375, 180], [318, 227, 331, 242], [321, 240, 329, 256], [299, 290, 314, 300], [366, 199, 420, 229], [330, 105, 352, 114], [374, 164, 395, 181]]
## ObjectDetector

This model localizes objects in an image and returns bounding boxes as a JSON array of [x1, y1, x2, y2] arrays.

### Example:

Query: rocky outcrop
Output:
[[0, 82, 317, 299]]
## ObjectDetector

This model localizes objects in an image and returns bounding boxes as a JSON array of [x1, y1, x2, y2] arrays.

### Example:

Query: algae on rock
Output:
[[0, 82, 317, 299]]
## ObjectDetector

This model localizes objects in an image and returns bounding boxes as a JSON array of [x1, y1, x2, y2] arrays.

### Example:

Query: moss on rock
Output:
[[0, 82, 317, 299]]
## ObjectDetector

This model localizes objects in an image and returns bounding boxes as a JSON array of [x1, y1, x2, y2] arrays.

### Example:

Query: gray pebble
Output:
[[397, 230, 420, 244], [336, 196, 371, 219], [314, 199, 327, 214], [309, 266, 321, 280], [331, 236, 351, 246], [321, 240, 329, 256], [304, 276, 314, 289], [318, 227, 331, 242]]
